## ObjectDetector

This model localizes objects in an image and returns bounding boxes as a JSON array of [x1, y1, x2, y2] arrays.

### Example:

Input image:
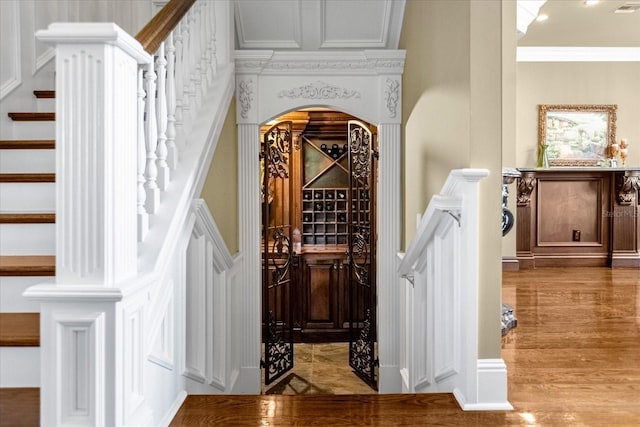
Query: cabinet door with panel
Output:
[[300, 254, 349, 341]]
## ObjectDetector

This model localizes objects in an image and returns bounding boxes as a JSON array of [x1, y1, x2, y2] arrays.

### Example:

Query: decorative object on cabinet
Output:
[[538, 104, 617, 166]]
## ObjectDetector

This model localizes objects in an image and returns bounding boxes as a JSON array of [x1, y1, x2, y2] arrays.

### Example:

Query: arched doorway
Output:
[[234, 50, 405, 394], [260, 110, 379, 393]]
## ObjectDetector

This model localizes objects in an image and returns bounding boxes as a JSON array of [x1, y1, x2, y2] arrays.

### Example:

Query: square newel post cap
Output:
[[36, 22, 152, 64]]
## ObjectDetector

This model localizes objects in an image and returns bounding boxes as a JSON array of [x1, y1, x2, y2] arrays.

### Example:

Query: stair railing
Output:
[[397, 169, 509, 409], [25, 1, 236, 425]]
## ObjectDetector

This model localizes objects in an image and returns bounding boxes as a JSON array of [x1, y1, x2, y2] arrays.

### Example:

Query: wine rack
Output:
[[301, 188, 370, 245]]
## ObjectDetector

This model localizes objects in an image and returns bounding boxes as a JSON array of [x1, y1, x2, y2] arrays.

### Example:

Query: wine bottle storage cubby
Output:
[[302, 188, 370, 245]]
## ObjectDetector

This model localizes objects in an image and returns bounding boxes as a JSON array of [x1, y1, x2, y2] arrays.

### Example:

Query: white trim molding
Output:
[[454, 359, 513, 411], [517, 47, 640, 62]]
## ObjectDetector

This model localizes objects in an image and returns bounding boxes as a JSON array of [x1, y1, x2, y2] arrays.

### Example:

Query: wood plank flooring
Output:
[[171, 267, 640, 426]]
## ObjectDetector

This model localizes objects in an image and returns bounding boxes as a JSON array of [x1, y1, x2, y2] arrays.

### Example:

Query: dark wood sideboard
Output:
[[516, 168, 640, 268]]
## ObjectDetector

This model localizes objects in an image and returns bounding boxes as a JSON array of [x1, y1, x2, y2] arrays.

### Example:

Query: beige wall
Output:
[[516, 62, 640, 168], [399, 0, 507, 359], [502, 1, 517, 259], [200, 97, 239, 254]]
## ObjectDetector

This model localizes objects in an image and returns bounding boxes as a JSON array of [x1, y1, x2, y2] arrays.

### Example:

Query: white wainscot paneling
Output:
[[0, 1, 21, 100], [55, 312, 105, 426]]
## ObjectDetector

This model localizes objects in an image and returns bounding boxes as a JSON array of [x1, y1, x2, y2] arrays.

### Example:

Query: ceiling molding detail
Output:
[[319, 0, 392, 49], [235, 50, 406, 76], [277, 81, 361, 100], [234, 0, 405, 50], [234, 0, 302, 49], [517, 47, 640, 62]]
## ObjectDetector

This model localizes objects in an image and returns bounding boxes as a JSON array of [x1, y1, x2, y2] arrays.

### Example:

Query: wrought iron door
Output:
[[261, 121, 297, 385], [347, 120, 378, 389]]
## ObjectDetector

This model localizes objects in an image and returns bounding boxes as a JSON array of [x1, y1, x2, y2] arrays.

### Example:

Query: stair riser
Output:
[[12, 122, 55, 140], [0, 149, 55, 174], [0, 277, 48, 312], [0, 183, 55, 212], [0, 347, 40, 387], [0, 223, 55, 255], [36, 98, 55, 112]]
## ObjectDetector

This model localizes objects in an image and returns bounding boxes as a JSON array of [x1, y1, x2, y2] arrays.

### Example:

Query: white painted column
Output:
[[28, 23, 152, 426], [234, 73, 261, 393], [376, 122, 403, 393]]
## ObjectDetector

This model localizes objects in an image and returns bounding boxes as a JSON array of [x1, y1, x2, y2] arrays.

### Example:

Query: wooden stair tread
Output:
[[0, 256, 55, 276], [0, 173, 55, 183], [0, 388, 39, 426], [33, 90, 55, 99], [0, 313, 39, 346], [0, 213, 55, 224], [7, 112, 55, 122], [0, 139, 55, 149]]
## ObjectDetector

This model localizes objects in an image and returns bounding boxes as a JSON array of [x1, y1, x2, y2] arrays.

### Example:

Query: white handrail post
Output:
[[144, 59, 160, 213], [155, 41, 170, 190], [30, 23, 152, 426], [166, 31, 178, 170], [174, 21, 185, 146], [181, 14, 193, 132], [208, 0, 218, 77], [200, 1, 210, 89], [138, 67, 149, 241]]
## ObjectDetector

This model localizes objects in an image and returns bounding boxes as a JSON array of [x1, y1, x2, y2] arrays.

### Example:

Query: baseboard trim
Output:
[[229, 366, 261, 394], [453, 359, 513, 411], [502, 257, 519, 271], [159, 390, 187, 427], [378, 365, 402, 393]]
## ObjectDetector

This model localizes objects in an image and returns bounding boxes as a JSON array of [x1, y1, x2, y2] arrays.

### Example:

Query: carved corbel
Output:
[[616, 172, 640, 206], [517, 172, 537, 207]]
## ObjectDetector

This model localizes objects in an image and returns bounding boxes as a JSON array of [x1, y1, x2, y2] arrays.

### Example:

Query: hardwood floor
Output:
[[171, 267, 640, 426]]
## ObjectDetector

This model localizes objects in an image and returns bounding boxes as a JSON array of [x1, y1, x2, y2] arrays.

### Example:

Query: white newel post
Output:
[[25, 23, 152, 426]]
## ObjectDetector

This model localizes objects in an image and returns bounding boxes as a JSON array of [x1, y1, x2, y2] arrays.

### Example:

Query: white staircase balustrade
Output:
[[155, 42, 170, 191], [144, 59, 160, 214], [397, 168, 512, 411], [23, 1, 236, 424]]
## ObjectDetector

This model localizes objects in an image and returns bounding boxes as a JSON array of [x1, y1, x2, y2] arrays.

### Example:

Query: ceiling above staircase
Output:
[[234, 0, 406, 50]]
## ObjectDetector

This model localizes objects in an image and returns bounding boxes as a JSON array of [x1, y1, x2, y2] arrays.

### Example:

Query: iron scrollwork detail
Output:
[[349, 125, 372, 180], [270, 228, 291, 286], [350, 309, 376, 379], [264, 125, 291, 179], [265, 310, 293, 380], [350, 226, 370, 286]]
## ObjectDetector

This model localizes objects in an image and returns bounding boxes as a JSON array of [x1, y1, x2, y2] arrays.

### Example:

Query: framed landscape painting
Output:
[[538, 104, 617, 166]]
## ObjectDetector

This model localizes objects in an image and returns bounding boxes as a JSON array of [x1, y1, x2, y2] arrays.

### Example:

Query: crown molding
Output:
[[517, 47, 640, 62], [235, 50, 406, 76]]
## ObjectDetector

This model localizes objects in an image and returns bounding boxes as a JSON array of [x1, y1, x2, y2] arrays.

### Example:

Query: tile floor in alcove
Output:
[[261, 343, 378, 395]]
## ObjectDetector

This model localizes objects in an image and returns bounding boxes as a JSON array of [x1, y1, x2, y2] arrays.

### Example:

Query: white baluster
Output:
[[137, 67, 149, 242], [155, 42, 170, 190], [174, 22, 185, 147], [208, 0, 217, 78], [144, 60, 160, 214], [200, 1, 210, 89], [166, 32, 178, 170], [182, 12, 193, 130], [189, 7, 202, 109]]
